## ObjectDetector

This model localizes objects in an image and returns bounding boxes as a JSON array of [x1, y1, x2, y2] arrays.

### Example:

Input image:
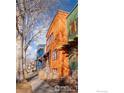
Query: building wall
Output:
[[67, 4, 78, 41], [46, 10, 70, 78], [67, 4, 78, 76], [36, 48, 44, 70]]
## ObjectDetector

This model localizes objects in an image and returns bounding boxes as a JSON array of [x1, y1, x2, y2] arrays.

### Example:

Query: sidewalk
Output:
[[30, 76, 43, 92], [16, 81, 32, 93], [16, 76, 43, 93]]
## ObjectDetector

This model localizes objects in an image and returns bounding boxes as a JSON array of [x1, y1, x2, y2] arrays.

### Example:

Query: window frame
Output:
[[52, 49, 57, 61]]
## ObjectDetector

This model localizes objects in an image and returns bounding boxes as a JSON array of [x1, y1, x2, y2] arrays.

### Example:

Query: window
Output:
[[76, 17, 78, 32], [48, 52, 51, 63], [70, 20, 76, 33], [52, 50, 57, 60], [46, 33, 54, 47]]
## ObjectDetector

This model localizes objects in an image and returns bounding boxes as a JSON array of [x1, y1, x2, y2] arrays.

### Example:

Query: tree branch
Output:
[[24, 30, 42, 51]]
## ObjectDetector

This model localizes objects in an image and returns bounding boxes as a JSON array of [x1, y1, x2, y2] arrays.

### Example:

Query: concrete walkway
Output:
[[30, 76, 43, 92], [34, 81, 55, 93], [16, 76, 43, 93]]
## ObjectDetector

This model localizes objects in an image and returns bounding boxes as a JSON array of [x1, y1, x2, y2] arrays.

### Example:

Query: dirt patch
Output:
[[16, 82, 32, 93]]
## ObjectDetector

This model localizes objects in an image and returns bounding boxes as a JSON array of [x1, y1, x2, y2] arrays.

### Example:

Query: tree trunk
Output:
[[19, 35, 24, 81]]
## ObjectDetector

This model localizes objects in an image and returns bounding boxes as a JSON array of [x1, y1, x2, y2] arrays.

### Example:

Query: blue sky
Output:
[[27, 0, 78, 60]]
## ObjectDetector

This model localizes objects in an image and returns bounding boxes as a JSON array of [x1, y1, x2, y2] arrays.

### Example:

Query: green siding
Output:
[[67, 4, 78, 73], [67, 4, 78, 41]]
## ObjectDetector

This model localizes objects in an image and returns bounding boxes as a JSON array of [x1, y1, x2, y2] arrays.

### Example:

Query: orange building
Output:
[[46, 10, 70, 79]]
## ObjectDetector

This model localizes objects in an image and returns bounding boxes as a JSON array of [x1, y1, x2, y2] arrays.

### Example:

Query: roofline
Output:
[[57, 9, 69, 14], [66, 3, 78, 19], [46, 9, 69, 37]]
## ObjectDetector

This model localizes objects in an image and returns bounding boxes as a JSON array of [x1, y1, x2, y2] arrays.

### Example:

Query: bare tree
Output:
[[16, 0, 58, 81]]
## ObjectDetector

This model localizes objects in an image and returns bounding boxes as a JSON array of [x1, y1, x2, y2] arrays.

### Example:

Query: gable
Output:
[[46, 10, 69, 38]]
